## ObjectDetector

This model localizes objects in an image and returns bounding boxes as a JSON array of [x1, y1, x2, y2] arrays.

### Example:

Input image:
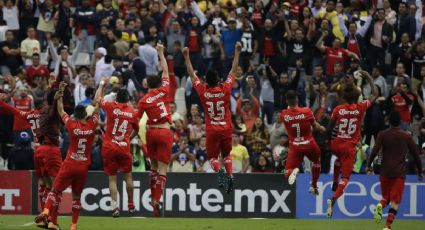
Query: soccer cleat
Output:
[[326, 198, 334, 218], [225, 176, 234, 194], [34, 213, 48, 225], [128, 203, 136, 214], [150, 201, 163, 217], [112, 208, 120, 218], [217, 168, 226, 188], [374, 203, 383, 223], [70, 223, 77, 230], [331, 181, 338, 192], [288, 168, 299, 185], [36, 221, 48, 229], [47, 222, 61, 230], [309, 186, 319, 196]]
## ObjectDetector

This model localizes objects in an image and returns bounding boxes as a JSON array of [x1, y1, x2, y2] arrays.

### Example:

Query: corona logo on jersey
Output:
[[0, 171, 31, 214], [113, 109, 133, 118], [296, 174, 425, 219], [283, 114, 305, 122], [338, 109, 360, 116]]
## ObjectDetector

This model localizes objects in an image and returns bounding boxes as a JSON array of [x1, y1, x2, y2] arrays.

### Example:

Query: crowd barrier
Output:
[[1, 171, 424, 219]]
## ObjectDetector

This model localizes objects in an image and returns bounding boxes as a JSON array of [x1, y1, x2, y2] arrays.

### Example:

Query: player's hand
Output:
[[182, 47, 189, 57], [54, 90, 63, 100], [322, 30, 329, 37], [418, 173, 423, 181], [58, 81, 67, 92], [318, 125, 326, 133], [156, 43, 164, 54], [235, 42, 242, 52]]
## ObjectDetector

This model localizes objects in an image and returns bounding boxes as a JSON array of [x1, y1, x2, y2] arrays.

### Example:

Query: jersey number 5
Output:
[[206, 101, 225, 120]]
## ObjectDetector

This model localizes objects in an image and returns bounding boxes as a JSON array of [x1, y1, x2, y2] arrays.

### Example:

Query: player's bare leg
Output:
[[108, 176, 120, 218], [223, 155, 234, 194], [150, 161, 167, 217], [123, 172, 135, 213], [70, 193, 81, 230], [383, 203, 399, 230]]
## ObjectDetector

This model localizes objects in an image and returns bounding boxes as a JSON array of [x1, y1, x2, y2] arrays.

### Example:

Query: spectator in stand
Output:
[[220, 17, 242, 75], [317, 0, 344, 42], [230, 132, 250, 173], [166, 20, 186, 55], [2, 0, 19, 39], [259, 60, 275, 125], [202, 24, 221, 75], [240, 17, 257, 72], [366, 8, 393, 70], [363, 66, 389, 98], [94, 48, 113, 85], [26, 53, 50, 88], [395, 2, 416, 43], [113, 30, 129, 57], [74, 0, 97, 56], [170, 102, 184, 124], [410, 40, 425, 92], [246, 117, 269, 155], [311, 0, 325, 17], [388, 82, 415, 130], [188, 114, 205, 146], [36, 0, 56, 51], [236, 93, 260, 134], [381, 0, 397, 25], [97, 0, 119, 28], [316, 30, 359, 78], [138, 36, 159, 76], [56, 0, 73, 47], [171, 134, 195, 172], [195, 136, 208, 172], [274, 70, 301, 110], [272, 134, 288, 173], [252, 154, 274, 173], [20, 26, 40, 66], [31, 75, 48, 107], [74, 74, 89, 105], [257, 19, 281, 73], [390, 62, 411, 90], [392, 33, 412, 75], [9, 87, 34, 145], [0, 30, 22, 75]]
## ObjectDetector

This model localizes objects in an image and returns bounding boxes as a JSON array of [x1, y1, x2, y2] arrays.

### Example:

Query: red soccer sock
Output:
[[43, 192, 57, 213], [48, 193, 62, 225], [149, 170, 158, 201], [153, 175, 167, 202], [210, 158, 221, 172], [386, 208, 397, 229], [71, 200, 81, 224], [42, 188, 50, 210], [311, 162, 321, 188], [223, 156, 233, 177], [333, 177, 349, 201], [333, 160, 341, 183], [284, 169, 293, 178], [38, 186, 46, 210]]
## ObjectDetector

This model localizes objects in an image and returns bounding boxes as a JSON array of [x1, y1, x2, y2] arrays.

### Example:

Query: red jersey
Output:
[[193, 74, 234, 132], [279, 107, 316, 146], [37, 89, 61, 146], [0, 100, 40, 144], [26, 65, 50, 87], [137, 77, 172, 125], [391, 93, 414, 124], [324, 47, 349, 75], [10, 96, 33, 131], [331, 100, 372, 144], [62, 113, 98, 167], [100, 99, 139, 151]]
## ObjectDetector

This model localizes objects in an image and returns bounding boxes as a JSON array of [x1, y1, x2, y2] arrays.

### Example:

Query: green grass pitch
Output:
[[0, 215, 424, 230]]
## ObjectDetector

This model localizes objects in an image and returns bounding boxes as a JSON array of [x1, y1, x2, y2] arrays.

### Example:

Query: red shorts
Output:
[[52, 161, 89, 195], [330, 140, 356, 179], [146, 128, 173, 164], [102, 141, 132, 176], [34, 145, 62, 177], [286, 140, 321, 171], [206, 130, 232, 159], [380, 176, 405, 204]]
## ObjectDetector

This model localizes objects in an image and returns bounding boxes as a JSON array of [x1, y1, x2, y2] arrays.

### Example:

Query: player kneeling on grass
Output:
[[366, 111, 423, 230], [137, 43, 173, 217], [182, 42, 241, 193], [36, 84, 99, 230], [326, 70, 378, 218], [279, 90, 326, 195], [95, 83, 139, 218]]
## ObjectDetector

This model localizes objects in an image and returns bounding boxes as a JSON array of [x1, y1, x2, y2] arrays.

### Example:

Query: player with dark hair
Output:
[[279, 90, 326, 195], [36, 86, 99, 230], [95, 81, 139, 218], [366, 111, 423, 230], [326, 70, 378, 218], [137, 44, 172, 217], [183, 42, 241, 193], [33, 81, 67, 229]]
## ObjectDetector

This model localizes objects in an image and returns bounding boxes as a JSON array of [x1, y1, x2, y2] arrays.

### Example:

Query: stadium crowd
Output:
[[0, 0, 425, 176]]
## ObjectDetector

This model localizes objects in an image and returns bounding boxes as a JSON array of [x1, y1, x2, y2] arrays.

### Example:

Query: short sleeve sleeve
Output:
[[307, 109, 315, 124], [223, 74, 235, 92], [99, 99, 111, 111], [61, 114, 73, 129], [192, 75, 205, 95], [90, 112, 100, 125], [358, 99, 372, 112]]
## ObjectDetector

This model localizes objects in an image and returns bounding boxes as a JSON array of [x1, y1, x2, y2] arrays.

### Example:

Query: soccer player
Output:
[[279, 90, 326, 195], [366, 112, 423, 230], [182, 42, 241, 193], [326, 70, 378, 218], [95, 81, 139, 217], [137, 43, 172, 217], [36, 87, 99, 230], [33, 81, 67, 229]]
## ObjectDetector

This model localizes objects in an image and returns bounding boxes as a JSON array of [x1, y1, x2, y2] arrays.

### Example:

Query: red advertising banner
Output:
[[0, 171, 32, 214]]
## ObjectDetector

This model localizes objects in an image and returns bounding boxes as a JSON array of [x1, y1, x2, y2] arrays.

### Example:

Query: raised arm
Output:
[[182, 47, 198, 83], [360, 70, 378, 103], [94, 79, 106, 104], [156, 44, 168, 79], [230, 42, 242, 77], [56, 82, 67, 117], [316, 30, 328, 53]]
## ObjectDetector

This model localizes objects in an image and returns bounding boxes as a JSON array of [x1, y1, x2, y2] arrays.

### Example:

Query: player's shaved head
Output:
[[285, 90, 298, 107], [389, 111, 401, 127], [343, 85, 360, 104], [146, 75, 162, 89], [116, 89, 130, 103], [206, 69, 219, 87], [74, 105, 87, 120]]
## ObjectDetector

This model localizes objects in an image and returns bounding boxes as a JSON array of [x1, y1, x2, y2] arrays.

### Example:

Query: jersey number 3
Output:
[[206, 101, 225, 120]]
